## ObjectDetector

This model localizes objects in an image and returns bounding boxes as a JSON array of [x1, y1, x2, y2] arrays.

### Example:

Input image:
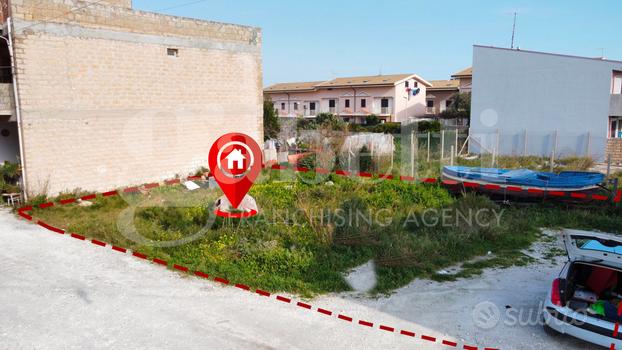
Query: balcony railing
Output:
[[380, 107, 390, 114], [425, 107, 435, 114], [328, 107, 336, 114]]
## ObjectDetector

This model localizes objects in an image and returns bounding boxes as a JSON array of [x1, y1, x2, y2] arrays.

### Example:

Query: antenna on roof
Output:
[[597, 48, 605, 59], [510, 12, 516, 49]]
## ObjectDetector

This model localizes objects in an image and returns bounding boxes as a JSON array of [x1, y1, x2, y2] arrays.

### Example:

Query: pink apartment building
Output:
[[264, 74, 432, 124]]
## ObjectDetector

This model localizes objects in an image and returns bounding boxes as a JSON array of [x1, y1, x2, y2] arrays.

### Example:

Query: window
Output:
[[414, 81, 418, 87], [361, 99, 366, 108], [612, 118, 622, 138], [310, 102, 316, 110], [167, 48, 179, 57], [281, 102, 286, 110], [427, 100, 434, 108], [381, 98, 389, 108], [329, 99, 336, 108], [446, 100, 452, 108], [345, 99, 350, 108], [613, 71, 622, 94], [294, 102, 298, 110], [405, 81, 409, 88]]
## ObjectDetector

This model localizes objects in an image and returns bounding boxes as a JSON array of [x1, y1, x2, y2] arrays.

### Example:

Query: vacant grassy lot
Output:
[[26, 169, 622, 296]]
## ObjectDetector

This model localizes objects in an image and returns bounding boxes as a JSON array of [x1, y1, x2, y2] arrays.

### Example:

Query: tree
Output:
[[440, 92, 471, 125], [263, 99, 281, 140]]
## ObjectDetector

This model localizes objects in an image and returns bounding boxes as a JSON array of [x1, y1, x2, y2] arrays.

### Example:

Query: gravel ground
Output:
[[0, 208, 601, 349]]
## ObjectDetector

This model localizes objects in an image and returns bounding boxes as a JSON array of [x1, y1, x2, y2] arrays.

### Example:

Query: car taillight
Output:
[[551, 278, 562, 306]]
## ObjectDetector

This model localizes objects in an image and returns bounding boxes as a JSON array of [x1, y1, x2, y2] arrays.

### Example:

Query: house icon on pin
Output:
[[225, 148, 246, 170]]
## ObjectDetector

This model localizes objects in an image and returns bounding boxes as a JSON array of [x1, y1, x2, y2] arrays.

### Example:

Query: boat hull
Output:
[[441, 166, 605, 200]]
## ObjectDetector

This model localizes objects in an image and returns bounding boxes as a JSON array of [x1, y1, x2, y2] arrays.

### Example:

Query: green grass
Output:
[[25, 169, 622, 296], [412, 154, 596, 180]]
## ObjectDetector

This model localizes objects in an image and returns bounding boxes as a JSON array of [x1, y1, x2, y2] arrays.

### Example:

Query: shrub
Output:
[[296, 118, 317, 130], [359, 146, 373, 172], [416, 120, 441, 133], [367, 122, 401, 134], [0, 161, 21, 193], [297, 153, 317, 170], [333, 197, 374, 242], [298, 113, 347, 131], [556, 156, 594, 171], [347, 123, 366, 133], [365, 114, 381, 126], [317, 113, 346, 130]]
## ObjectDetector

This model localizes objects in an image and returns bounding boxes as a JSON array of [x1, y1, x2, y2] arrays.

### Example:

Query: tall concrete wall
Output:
[[10, 0, 263, 195], [470, 46, 622, 161]]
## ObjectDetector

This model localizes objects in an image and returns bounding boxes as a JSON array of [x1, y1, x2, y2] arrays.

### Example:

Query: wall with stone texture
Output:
[[9, 0, 263, 195], [607, 139, 622, 165]]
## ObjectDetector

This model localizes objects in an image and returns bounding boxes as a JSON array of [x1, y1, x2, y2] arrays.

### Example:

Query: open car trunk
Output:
[[563, 261, 622, 323]]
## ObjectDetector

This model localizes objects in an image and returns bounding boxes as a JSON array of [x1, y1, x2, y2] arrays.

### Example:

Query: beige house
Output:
[[451, 67, 473, 92], [264, 73, 432, 124], [426, 80, 460, 115], [425, 67, 472, 116], [0, 0, 263, 197]]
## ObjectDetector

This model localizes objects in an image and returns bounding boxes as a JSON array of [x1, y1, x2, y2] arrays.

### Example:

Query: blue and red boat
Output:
[[442, 166, 605, 194]]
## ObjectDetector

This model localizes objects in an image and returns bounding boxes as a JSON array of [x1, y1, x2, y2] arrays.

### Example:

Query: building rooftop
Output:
[[315, 73, 416, 88], [265, 73, 431, 93], [451, 67, 472, 78], [473, 45, 622, 64], [263, 81, 325, 93], [427, 79, 460, 91]]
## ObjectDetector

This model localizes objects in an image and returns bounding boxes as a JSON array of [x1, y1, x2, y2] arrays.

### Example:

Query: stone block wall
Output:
[[8, 0, 263, 195], [607, 139, 622, 164]]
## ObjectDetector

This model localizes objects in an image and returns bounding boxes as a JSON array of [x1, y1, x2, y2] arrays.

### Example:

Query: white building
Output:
[[470, 45, 622, 162]]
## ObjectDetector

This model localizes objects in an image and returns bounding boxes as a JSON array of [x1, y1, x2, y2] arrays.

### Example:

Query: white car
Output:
[[543, 229, 622, 348]]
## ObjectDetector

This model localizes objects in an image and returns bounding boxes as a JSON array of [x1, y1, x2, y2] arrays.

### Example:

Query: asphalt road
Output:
[[0, 208, 600, 349]]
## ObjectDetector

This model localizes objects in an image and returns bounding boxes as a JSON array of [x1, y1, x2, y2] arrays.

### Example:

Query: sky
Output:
[[133, 0, 622, 86]]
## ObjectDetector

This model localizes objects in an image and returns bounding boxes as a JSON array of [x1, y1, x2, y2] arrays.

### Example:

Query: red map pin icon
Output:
[[208, 133, 263, 209]]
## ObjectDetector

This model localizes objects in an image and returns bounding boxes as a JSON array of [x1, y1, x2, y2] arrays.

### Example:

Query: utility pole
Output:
[[511, 12, 517, 49]]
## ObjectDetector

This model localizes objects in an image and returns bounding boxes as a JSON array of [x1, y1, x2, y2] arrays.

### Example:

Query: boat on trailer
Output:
[[442, 166, 605, 196]]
